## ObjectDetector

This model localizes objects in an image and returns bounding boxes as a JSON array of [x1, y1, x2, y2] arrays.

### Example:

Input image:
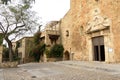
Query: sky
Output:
[[32, 0, 70, 25]]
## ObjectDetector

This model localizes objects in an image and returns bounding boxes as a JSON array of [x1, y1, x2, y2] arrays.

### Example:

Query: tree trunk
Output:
[[5, 37, 13, 62]]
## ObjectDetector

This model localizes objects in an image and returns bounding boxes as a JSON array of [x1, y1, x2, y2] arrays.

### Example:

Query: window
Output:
[[80, 26, 84, 35], [66, 30, 69, 37], [95, 0, 99, 2]]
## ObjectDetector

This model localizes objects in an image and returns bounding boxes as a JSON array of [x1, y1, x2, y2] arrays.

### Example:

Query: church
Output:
[[60, 0, 120, 63]]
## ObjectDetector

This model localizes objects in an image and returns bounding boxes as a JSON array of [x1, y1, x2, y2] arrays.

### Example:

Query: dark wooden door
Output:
[[92, 36, 105, 61]]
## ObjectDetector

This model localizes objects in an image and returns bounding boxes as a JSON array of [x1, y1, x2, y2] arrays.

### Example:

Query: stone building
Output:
[[13, 37, 34, 63], [60, 0, 120, 63], [12, 42, 17, 52], [12, 21, 61, 63], [40, 21, 61, 62], [41, 21, 61, 46]]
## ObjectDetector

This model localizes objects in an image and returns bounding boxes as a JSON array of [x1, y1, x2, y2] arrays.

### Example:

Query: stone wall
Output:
[[61, 0, 120, 62], [17, 37, 34, 63], [0, 62, 18, 68], [111, 1, 120, 62], [47, 58, 62, 62]]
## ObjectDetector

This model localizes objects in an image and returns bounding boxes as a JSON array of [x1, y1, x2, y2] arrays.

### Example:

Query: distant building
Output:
[[12, 37, 34, 63], [41, 21, 61, 47], [40, 21, 61, 62]]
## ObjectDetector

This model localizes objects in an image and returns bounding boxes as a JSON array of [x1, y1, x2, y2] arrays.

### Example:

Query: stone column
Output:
[[0, 46, 3, 63], [43, 53, 47, 62], [70, 52, 74, 60]]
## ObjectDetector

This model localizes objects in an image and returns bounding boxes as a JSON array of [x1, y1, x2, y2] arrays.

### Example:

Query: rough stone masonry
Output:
[[60, 0, 120, 63]]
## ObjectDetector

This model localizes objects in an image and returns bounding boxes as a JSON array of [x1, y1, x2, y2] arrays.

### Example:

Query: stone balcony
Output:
[[41, 30, 60, 37], [46, 30, 60, 35]]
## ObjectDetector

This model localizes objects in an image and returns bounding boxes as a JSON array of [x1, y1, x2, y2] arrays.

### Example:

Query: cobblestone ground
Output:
[[0, 62, 120, 80]]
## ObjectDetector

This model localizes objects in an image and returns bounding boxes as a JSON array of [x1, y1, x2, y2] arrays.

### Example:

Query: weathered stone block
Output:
[[0, 62, 18, 68]]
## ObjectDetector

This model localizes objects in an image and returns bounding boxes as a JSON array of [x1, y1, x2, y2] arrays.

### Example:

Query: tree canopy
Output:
[[48, 44, 64, 58], [0, 33, 3, 45], [29, 32, 46, 62], [0, 1, 39, 40], [33, 32, 41, 45], [0, 0, 39, 61], [1, 0, 11, 5], [1, 0, 35, 5]]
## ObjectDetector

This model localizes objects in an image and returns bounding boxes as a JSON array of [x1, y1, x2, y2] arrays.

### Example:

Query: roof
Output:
[[46, 21, 59, 27], [14, 36, 34, 42]]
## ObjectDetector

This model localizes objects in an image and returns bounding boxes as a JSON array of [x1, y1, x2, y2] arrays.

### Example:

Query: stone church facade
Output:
[[60, 0, 120, 63]]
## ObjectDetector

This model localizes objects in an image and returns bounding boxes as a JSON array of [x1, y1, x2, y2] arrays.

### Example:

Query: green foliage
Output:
[[9, 7, 17, 13], [16, 42, 20, 48], [48, 44, 64, 58], [3, 46, 20, 61], [1, 0, 35, 5], [29, 31, 46, 62], [1, 0, 11, 5], [3, 48, 9, 58], [0, 0, 38, 62], [13, 55, 20, 61], [13, 42, 20, 61], [30, 43, 46, 62], [45, 48, 50, 55], [3, 48, 9, 61], [22, 4, 30, 9], [0, 34, 3, 45], [33, 32, 41, 45]]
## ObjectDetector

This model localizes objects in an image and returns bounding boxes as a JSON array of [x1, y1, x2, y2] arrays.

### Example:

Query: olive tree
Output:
[[1, 0, 35, 5], [0, 1, 39, 61]]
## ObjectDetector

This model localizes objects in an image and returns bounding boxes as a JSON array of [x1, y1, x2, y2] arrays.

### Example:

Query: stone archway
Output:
[[64, 51, 70, 60]]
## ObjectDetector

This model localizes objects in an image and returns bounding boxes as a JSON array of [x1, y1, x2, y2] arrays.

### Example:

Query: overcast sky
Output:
[[32, 0, 70, 25], [2, 0, 70, 44]]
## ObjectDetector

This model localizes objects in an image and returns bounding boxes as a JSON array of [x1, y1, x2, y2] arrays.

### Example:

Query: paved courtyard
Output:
[[0, 61, 120, 80]]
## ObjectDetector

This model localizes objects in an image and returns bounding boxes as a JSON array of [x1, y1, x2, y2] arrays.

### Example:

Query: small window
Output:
[[66, 30, 69, 37], [95, 0, 99, 2], [80, 26, 84, 35]]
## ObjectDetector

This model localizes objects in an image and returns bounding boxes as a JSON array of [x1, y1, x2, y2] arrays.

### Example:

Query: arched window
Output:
[[95, 0, 99, 2], [66, 30, 69, 37]]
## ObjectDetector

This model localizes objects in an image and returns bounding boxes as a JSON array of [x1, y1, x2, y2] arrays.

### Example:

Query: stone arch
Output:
[[64, 50, 70, 60]]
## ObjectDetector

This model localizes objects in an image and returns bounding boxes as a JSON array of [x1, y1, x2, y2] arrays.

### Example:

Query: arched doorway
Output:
[[64, 51, 70, 60]]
